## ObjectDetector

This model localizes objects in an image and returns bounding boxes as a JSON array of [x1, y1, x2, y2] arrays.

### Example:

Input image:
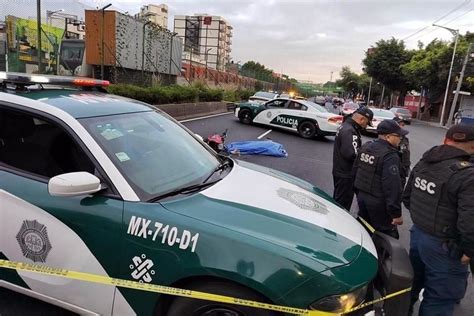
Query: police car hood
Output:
[[163, 160, 377, 269], [422, 145, 471, 163]]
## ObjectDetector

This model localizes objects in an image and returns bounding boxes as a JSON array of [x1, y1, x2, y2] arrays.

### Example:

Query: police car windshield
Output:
[[254, 91, 278, 99], [80, 111, 220, 201]]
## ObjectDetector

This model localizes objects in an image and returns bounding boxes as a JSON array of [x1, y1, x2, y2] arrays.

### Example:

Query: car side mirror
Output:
[[48, 172, 102, 197]]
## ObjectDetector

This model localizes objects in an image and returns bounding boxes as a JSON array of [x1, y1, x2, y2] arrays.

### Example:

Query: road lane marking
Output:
[[257, 129, 273, 139]]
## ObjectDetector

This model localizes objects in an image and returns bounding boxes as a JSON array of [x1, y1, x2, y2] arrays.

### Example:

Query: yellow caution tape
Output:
[[0, 259, 410, 315], [358, 216, 376, 234]]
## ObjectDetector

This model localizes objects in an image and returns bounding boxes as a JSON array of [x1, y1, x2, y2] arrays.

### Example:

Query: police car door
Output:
[[0, 106, 126, 314], [281, 101, 308, 132], [253, 99, 289, 126]]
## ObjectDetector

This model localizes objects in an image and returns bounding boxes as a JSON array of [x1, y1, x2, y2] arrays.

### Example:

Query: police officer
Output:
[[393, 117, 411, 187], [332, 107, 374, 210], [353, 120, 408, 238], [403, 124, 474, 316]]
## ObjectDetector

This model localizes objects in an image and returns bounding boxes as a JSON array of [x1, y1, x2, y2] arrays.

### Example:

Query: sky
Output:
[[2, 0, 474, 83]]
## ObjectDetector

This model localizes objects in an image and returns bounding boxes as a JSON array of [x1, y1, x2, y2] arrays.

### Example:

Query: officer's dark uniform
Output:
[[332, 107, 373, 210], [398, 136, 410, 187], [403, 124, 474, 316], [354, 147, 405, 238], [393, 117, 411, 187]]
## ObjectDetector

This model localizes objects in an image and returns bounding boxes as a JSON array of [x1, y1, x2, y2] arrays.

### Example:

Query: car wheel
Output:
[[238, 109, 252, 124], [166, 281, 278, 316], [297, 121, 317, 138]]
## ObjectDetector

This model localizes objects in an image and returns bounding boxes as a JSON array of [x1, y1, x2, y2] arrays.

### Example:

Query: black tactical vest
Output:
[[354, 141, 394, 198], [410, 159, 472, 239]]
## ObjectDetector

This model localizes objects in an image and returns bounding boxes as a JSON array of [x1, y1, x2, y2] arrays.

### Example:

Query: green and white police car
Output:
[[235, 98, 343, 138], [0, 73, 410, 316]]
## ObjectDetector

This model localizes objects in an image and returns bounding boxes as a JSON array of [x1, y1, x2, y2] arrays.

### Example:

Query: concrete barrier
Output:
[[155, 101, 235, 121]]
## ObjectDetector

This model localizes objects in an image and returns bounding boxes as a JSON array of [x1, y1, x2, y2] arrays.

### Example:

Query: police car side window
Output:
[[0, 108, 95, 179], [287, 101, 307, 111], [266, 100, 286, 108]]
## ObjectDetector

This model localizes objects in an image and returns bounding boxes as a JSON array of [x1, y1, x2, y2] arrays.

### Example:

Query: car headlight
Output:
[[309, 286, 367, 313]]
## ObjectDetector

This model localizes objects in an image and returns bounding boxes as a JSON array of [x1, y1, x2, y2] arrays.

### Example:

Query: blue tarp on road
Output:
[[225, 140, 288, 157]]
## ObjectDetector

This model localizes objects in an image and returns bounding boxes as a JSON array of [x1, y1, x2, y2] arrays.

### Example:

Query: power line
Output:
[[440, 6, 474, 26], [402, 0, 471, 40], [405, 4, 474, 42]]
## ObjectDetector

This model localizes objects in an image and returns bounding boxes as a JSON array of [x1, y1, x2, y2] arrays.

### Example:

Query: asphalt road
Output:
[[1, 112, 472, 315]]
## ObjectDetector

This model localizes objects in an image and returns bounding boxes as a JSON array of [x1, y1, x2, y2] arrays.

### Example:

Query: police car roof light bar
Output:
[[0, 72, 110, 88]]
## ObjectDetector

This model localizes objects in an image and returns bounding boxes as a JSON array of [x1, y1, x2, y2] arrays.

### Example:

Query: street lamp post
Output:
[[447, 43, 474, 127], [433, 24, 459, 126], [367, 77, 373, 105], [380, 84, 385, 108], [204, 47, 212, 79], [141, 20, 151, 77], [37, 0, 43, 73], [100, 3, 112, 80], [168, 32, 177, 83]]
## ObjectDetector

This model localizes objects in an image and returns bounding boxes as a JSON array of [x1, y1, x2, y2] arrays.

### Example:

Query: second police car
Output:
[[0, 73, 412, 315], [235, 98, 343, 138]]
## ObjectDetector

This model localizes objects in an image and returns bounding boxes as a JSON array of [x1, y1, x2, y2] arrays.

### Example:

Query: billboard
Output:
[[6, 15, 64, 73]]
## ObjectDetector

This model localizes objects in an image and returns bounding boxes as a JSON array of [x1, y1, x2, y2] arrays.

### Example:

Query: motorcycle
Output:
[[205, 129, 228, 154]]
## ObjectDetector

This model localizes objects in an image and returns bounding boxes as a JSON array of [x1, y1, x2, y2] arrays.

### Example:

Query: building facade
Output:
[[136, 3, 169, 29], [174, 14, 232, 71]]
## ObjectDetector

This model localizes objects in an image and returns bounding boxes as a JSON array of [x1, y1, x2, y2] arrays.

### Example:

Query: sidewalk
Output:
[[412, 119, 449, 130]]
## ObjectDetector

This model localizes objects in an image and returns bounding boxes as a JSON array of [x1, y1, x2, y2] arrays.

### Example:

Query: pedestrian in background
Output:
[[353, 120, 407, 238], [393, 117, 411, 187], [403, 124, 474, 316], [332, 107, 373, 210]]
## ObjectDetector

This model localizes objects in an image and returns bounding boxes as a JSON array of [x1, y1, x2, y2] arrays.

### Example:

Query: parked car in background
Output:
[[390, 107, 412, 124], [341, 102, 359, 116], [366, 108, 396, 134], [248, 91, 280, 104]]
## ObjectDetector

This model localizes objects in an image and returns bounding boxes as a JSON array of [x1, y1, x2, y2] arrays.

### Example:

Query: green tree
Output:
[[337, 66, 360, 94], [402, 33, 474, 103], [363, 38, 415, 105]]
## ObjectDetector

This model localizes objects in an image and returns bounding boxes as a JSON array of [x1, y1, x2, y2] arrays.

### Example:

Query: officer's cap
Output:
[[446, 124, 474, 142], [354, 107, 374, 125], [377, 119, 409, 136]]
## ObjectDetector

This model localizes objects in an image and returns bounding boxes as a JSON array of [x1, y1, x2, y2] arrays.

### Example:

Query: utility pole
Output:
[[141, 20, 151, 77], [379, 84, 385, 108], [433, 24, 458, 126], [446, 43, 473, 128], [100, 3, 112, 80], [417, 87, 423, 120], [37, 0, 43, 73], [367, 77, 373, 105]]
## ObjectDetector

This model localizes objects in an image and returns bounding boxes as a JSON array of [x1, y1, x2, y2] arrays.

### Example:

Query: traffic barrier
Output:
[[0, 259, 410, 315]]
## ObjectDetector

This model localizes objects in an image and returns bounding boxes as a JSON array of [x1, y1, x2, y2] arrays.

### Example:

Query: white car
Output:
[[366, 108, 396, 134], [235, 98, 343, 138]]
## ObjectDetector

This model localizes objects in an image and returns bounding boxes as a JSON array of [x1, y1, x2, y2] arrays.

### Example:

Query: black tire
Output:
[[297, 121, 317, 138], [166, 281, 277, 316], [238, 109, 252, 124]]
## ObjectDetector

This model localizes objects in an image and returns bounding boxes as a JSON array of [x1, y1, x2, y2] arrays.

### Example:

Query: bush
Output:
[[109, 83, 229, 104]]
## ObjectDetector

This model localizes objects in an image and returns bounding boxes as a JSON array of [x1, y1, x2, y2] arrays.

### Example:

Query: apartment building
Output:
[[136, 3, 168, 29], [174, 14, 232, 71]]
